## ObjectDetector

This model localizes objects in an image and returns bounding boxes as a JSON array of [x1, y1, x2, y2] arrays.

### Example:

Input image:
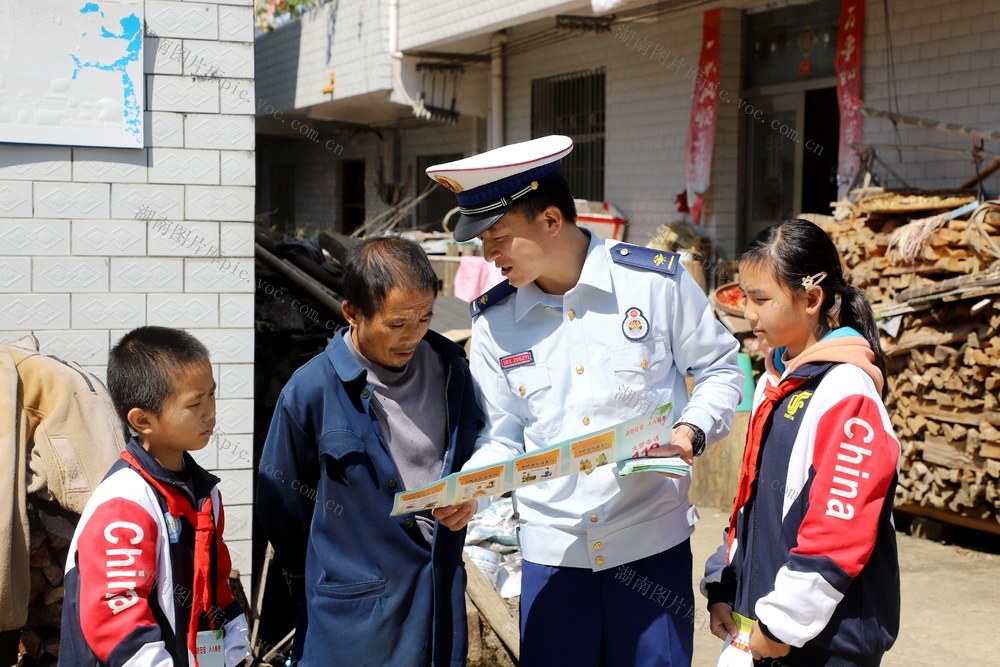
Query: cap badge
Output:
[[435, 175, 464, 193], [622, 307, 650, 341]]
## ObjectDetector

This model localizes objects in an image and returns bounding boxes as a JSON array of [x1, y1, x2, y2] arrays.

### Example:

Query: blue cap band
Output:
[[455, 162, 561, 210]]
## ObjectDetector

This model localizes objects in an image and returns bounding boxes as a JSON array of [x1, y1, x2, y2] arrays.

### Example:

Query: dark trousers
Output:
[[519, 539, 695, 667]]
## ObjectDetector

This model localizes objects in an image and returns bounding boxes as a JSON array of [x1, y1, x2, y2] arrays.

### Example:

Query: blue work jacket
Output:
[[258, 328, 483, 666]]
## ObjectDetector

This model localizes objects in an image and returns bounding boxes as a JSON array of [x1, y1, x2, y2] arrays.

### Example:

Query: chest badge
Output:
[[784, 391, 813, 420], [621, 307, 649, 341], [165, 511, 182, 543], [499, 350, 534, 370]]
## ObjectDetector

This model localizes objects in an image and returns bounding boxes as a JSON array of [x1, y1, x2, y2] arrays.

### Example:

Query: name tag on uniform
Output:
[[499, 350, 534, 370], [195, 629, 225, 667]]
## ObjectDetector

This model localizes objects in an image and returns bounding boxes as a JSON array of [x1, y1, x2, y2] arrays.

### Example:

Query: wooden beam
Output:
[[895, 503, 1000, 536], [861, 106, 1000, 142], [463, 552, 520, 660]]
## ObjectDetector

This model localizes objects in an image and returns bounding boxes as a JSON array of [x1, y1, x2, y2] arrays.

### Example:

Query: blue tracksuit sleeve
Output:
[[257, 394, 317, 593]]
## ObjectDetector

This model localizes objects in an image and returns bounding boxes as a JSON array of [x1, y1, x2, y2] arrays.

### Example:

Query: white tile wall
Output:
[[190, 328, 254, 363], [218, 363, 254, 398], [34, 183, 110, 219], [33, 330, 109, 366], [33, 257, 109, 293], [148, 148, 221, 185], [147, 75, 220, 114], [73, 148, 149, 184], [186, 185, 254, 221], [146, 112, 187, 148], [0, 147, 72, 181], [147, 293, 218, 327], [0, 220, 70, 255], [186, 258, 253, 292], [147, 220, 219, 257], [0, 258, 30, 292], [220, 151, 255, 186], [0, 10, 256, 574], [73, 221, 147, 256], [72, 294, 147, 329], [185, 115, 255, 150], [0, 182, 32, 217], [0, 294, 70, 329], [218, 6, 255, 43], [146, 1, 219, 40], [110, 257, 184, 292]]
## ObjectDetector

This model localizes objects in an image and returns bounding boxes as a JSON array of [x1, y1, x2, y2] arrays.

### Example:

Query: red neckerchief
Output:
[[122, 450, 216, 666], [726, 375, 810, 563]]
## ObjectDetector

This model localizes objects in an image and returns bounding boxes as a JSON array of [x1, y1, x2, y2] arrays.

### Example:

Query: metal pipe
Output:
[[489, 31, 508, 149]]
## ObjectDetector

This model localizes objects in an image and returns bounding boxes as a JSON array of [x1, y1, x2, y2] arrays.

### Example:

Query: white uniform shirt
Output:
[[466, 232, 742, 570]]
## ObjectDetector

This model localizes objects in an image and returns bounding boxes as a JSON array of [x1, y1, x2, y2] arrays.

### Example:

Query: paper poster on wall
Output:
[[0, 1, 144, 148]]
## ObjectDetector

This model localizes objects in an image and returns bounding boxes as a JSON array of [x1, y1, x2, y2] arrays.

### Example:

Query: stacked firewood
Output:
[[823, 191, 1000, 529], [20, 508, 71, 666]]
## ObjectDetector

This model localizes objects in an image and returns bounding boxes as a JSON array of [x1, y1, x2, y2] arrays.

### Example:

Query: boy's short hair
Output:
[[108, 326, 211, 422]]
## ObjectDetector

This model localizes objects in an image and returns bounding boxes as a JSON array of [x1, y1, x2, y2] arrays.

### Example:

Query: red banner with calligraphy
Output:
[[835, 0, 864, 184], [684, 8, 721, 225]]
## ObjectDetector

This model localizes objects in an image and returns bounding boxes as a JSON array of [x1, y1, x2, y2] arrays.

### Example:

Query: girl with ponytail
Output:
[[702, 219, 901, 666]]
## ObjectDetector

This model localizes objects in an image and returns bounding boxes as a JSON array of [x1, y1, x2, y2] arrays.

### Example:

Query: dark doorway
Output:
[[341, 160, 366, 235], [269, 165, 296, 235], [416, 153, 463, 232], [801, 87, 840, 214]]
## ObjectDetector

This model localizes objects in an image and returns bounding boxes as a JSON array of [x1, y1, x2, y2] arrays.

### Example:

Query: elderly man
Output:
[[428, 136, 743, 667], [257, 236, 484, 666]]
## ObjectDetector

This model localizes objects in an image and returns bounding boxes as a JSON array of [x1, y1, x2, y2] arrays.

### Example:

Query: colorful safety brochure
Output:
[[390, 403, 673, 516], [617, 455, 691, 478], [716, 612, 754, 667]]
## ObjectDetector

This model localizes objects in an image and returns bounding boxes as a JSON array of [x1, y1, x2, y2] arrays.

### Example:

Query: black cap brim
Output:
[[453, 208, 508, 242]]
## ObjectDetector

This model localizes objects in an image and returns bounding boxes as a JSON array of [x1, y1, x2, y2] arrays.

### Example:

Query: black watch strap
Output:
[[677, 422, 707, 457]]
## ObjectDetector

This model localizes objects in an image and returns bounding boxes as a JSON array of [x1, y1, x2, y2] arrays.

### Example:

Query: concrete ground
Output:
[[690, 507, 1000, 667]]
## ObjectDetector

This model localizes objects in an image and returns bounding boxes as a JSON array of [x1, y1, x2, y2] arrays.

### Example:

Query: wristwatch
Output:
[[676, 422, 706, 457]]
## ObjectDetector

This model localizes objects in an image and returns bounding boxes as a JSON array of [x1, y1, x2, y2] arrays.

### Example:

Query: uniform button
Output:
[[361, 388, 371, 399], [596, 556, 605, 566], [403, 517, 415, 528], [619, 248, 629, 256], [594, 541, 603, 551], [388, 477, 398, 489], [518, 385, 526, 396], [640, 360, 649, 369], [582, 416, 591, 426], [576, 365, 584, 374], [590, 514, 599, 522], [568, 309, 576, 320]]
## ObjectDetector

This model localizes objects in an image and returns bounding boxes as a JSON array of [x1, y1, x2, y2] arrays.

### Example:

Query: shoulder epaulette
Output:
[[470, 280, 516, 318], [609, 243, 680, 276]]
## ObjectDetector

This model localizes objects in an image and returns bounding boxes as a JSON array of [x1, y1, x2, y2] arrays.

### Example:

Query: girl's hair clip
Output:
[[801, 271, 827, 290]]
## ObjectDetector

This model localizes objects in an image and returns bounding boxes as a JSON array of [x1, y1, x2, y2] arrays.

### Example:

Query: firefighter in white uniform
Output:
[[429, 135, 743, 667]]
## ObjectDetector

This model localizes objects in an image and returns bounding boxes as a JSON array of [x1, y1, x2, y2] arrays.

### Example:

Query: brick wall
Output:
[[861, 0, 1000, 190], [504, 7, 746, 257], [0, 0, 256, 592]]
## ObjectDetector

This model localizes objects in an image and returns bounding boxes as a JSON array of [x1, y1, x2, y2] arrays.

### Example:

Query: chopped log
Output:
[[462, 553, 520, 661]]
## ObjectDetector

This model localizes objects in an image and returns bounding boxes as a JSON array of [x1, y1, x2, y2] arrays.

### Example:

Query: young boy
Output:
[[60, 326, 253, 667]]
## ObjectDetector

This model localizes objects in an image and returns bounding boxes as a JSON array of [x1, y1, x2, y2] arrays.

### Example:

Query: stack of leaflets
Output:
[[616, 456, 691, 478], [390, 403, 675, 516]]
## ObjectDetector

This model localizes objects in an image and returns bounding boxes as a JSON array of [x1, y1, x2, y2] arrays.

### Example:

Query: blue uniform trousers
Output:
[[520, 539, 695, 667]]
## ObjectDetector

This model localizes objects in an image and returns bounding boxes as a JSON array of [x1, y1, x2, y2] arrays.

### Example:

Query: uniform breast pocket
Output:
[[501, 365, 563, 443], [611, 337, 673, 419]]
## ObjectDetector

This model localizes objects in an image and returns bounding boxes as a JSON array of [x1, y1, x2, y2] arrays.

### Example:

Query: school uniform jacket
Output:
[[60, 440, 252, 667], [703, 334, 901, 660]]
